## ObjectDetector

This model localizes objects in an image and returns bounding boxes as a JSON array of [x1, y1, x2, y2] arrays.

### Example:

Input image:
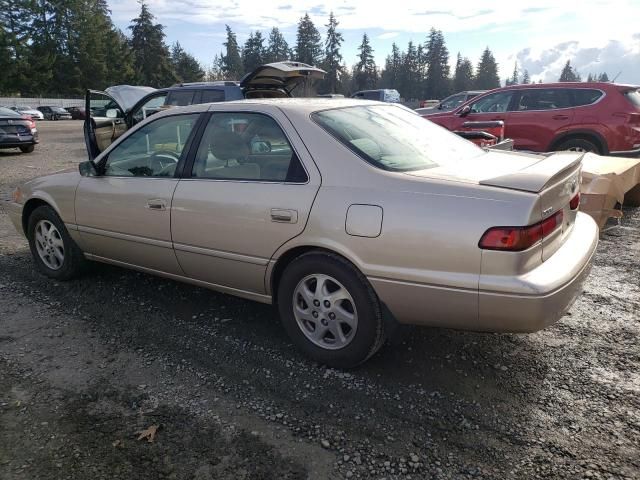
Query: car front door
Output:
[[506, 88, 575, 151], [170, 107, 321, 297], [75, 112, 202, 274]]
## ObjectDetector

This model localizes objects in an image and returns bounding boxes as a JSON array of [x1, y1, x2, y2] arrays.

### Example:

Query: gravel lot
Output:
[[1, 121, 639, 480]]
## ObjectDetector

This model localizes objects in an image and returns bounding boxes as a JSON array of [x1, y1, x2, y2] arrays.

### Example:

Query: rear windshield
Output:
[[0, 107, 20, 116], [623, 89, 640, 108], [312, 105, 482, 172]]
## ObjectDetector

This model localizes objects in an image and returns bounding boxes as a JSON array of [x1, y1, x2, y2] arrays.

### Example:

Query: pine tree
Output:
[[205, 54, 225, 81], [380, 43, 402, 90], [242, 31, 265, 73], [521, 69, 530, 84], [598, 72, 609, 82], [171, 41, 204, 82], [294, 13, 322, 65], [400, 41, 420, 99], [453, 53, 474, 92], [474, 47, 500, 89], [322, 12, 343, 93], [506, 62, 519, 86], [220, 24, 243, 79], [354, 33, 377, 90], [129, 2, 175, 87], [265, 27, 289, 63], [0, 0, 32, 93], [423, 28, 450, 99], [559, 60, 580, 82]]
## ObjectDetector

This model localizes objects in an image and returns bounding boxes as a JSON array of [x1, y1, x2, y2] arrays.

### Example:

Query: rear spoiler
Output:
[[479, 152, 584, 193]]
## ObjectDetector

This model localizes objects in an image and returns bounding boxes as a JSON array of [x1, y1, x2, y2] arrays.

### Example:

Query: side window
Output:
[[200, 90, 226, 103], [166, 90, 195, 106], [104, 114, 199, 178], [571, 89, 604, 107], [132, 94, 168, 125], [440, 93, 466, 110], [515, 89, 571, 111], [192, 112, 307, 182], [470, 91, 514, 113], [363, 91, 380, 100]]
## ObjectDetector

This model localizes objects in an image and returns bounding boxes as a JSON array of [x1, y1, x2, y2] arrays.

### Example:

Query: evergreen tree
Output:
[[354, 33, 377, 90], [0, 0, 32, 93], [598, 72, 609, 82], [104, 28, 136, 86], [242, 31, 265, 73], [205, 54, 225, 81], [506, 61, 519, 86], [400, 41, 420, 99], [265, 27, 289, 63], [521, 69, 530, 84], [380, 43, 402, 90], [474, 47, 500, 89], [129, 2, 175, 87], [559, 60, 580, 82], [171, 41, 204, 82], [294, 13, 322, 65], [322, 12, 343, 93], [453, 53, 474, 92], [423, 28, 450, 99], [220, 24, 243, 79]]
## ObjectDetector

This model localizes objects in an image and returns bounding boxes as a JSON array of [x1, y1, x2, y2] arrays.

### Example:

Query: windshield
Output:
[[312, 105, 482, 172]]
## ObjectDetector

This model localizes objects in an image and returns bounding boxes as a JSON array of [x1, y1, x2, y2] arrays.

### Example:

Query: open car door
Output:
[[240, 61, 326, 97], [84, 86, 157, 160]]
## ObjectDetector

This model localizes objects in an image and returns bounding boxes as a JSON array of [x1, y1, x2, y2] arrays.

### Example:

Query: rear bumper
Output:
[[0, 131, 39, 148], [477, 212, 598, 332]]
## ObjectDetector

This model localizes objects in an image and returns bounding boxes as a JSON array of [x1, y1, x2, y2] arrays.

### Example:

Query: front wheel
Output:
[[277, 252, 385, 368], [27, 205, 86, 280], [19, 145, 34, 153]]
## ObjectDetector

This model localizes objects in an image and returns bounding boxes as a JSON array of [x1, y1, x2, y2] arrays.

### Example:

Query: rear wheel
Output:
[[277, 252, 385, 368], [27, 205, 86, 280], [19, 145, 34, 153], [555, 137, 601, 154]]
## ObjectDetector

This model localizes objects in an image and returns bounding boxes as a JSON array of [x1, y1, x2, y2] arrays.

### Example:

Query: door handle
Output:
[[147, 199, 166, 211], [552, 115, 569, 120], [271, 208, 298, 223]]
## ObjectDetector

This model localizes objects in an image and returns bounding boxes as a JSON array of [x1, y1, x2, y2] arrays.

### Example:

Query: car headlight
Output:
[[12, 187, 23, 203]]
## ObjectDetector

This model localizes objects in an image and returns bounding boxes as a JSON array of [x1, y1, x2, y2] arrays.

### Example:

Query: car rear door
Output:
[[170, 105, 321, 296], [506, 88, 575, 151]]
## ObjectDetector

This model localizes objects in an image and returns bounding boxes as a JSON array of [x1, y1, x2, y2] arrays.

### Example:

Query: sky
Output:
[[107, 0, 640, 86]]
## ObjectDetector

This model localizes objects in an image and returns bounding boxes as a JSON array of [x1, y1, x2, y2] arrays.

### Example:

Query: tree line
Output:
[[0, 1, 611, 99]]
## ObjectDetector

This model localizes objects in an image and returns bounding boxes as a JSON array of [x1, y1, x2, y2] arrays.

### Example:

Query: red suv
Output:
[[422, 82, 640, 156]]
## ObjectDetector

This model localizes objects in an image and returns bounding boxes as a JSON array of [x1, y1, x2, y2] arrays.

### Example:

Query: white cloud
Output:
[[377, 32, 400, 40]]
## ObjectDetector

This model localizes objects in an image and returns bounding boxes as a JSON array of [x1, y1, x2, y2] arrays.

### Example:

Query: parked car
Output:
[[418, 99, 440, 108], [38, 106, 73, 121], [415, 90, 487, 115], [65, 106, 86, 120], [317, 93, 345, 98], [351, 89, 401, 103], [8, 99, 597, 367], [0, 106, 38, 153], [422, 82, 640, 156], [85, 61, 326, 159], [9, 106, 44, 120]]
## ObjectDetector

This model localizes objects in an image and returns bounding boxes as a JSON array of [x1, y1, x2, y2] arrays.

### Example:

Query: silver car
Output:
[[7, 99, 598, 368]]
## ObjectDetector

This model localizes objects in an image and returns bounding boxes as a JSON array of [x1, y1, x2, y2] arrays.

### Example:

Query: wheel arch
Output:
[[21, 197, 59, 235], [548, 129, 609, 155]]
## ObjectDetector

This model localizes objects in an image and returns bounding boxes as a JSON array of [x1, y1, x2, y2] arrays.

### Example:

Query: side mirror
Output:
[[106, 108, 119, 119], [79, 160, 98, 177], [251, 140, 271, 154], [437, 104, 444, 110], [458, 105, 471, 117]]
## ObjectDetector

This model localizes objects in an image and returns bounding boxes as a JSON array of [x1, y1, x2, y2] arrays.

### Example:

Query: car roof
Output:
[[495, 82, 639, 91]]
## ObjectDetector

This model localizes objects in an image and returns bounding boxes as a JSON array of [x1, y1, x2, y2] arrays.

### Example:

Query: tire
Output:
[[27, 205, 86, 280], [555, 137, 601, 154], [277, 252, 385, 368], [54, 115, 59, 121], [19, 145, 34, 153]]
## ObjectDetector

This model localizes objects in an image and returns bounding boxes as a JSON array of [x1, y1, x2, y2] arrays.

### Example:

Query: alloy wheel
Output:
[[34, 220, 64, 270]]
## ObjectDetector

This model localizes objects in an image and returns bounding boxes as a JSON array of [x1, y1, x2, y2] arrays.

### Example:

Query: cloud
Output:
[[516, 38, 640, 84], [377, 32, 400, 40]]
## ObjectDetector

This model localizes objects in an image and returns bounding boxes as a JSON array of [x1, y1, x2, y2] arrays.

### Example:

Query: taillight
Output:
[[479, 210, 563, 251], [569, 192, 580, 210]]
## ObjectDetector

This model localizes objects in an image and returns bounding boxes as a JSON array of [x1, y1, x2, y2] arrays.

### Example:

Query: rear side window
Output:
[[571, 89, 604, 107], [200, 90, 226, 103], [623, 89, 640, 108], [515, 89, 572, 111], [363, 91, 381, 100], [166, 90, 195, 106]]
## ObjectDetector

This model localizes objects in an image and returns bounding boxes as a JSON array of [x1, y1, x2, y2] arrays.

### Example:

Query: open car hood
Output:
[[105, 85, 156, 113], [239, 61, 325, 94]]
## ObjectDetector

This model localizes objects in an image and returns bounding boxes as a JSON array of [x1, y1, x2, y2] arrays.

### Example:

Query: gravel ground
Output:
[[0, 121, 639, 480]]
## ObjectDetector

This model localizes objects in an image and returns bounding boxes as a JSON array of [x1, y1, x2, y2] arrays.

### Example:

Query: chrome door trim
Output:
[[173, 242, 269, 266], [77, 225, 174, 250]]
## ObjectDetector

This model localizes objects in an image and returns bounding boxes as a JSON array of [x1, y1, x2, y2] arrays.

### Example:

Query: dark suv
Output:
[[85, 62, 325, 159], [423, 82, 640, 156]]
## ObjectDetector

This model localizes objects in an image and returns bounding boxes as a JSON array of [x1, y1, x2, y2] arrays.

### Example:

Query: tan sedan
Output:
[[7, 99, 598, 368]]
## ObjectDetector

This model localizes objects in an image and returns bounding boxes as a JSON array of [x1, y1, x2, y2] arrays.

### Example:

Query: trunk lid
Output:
[[240, 61, 325, 95]]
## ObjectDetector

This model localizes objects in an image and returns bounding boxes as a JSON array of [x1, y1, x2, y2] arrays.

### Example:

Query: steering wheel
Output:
[[148, 150, 180, 173]]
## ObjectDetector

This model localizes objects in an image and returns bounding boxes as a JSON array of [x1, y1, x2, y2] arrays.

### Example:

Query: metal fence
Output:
[[0, 97, 84, 108]]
